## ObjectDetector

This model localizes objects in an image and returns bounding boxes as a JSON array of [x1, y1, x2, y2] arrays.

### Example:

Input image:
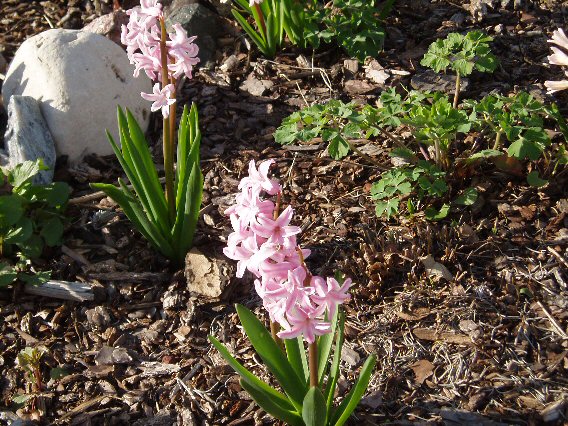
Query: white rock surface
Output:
[[2, 29, 151, 163]]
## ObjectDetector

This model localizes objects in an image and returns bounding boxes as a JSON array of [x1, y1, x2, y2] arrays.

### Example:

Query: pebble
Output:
[[2, 29, 151, 164], [2, 95, 56, 184], [166, 2, 219, 66]]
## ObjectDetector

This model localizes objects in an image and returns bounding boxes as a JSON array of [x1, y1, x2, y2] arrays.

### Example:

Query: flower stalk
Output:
[[159, 17, 175, 222]]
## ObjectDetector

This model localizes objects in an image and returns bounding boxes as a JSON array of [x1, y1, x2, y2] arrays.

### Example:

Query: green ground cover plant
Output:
[[0, 160, 70, 287], [274, 30, 567, 221]]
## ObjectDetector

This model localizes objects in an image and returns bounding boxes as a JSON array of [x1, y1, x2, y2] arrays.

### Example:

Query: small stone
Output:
[[165, 2, 219, 66], [3, 95, 56, 184], [85, 306, 112, 329], [411, 69, 469, 94], [184, 248, 234, 300], [240, 75, 274, 97], [494, 24, 505, 34], [2, 29, 151, 164], [82, 11, 129, 46]]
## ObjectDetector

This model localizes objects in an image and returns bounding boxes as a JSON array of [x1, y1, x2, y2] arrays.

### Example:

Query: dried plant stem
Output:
[[453, 71, 461, 109], [253, 3, 267, 37], [159, 18, 175, 223]]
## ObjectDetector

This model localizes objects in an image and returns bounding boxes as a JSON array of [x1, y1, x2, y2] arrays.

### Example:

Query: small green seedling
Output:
[[421, 31, 499, 107]]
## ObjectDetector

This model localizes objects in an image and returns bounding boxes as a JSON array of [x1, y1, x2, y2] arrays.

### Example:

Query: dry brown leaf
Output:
[[395, 307, 432, 321], [413, 327, 474, 346], [410, 359, 435, 384]]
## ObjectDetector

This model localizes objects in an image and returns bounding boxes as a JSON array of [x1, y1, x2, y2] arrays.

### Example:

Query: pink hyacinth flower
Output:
[[277, 305, 331, 344], [141, 83, 176, 118], [249, 0, 264, 5], [251, 205, 301, 246], [545, 76, 568, 94], [548, 28, 568, 51], [548, 46, 568, 67], [239, 160, 281, 195], [311, 277, 352, 319]]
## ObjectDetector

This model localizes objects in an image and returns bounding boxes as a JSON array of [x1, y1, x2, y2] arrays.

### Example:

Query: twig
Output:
[[24, 280, 94, 302], [537, 301, 568, 339], [547, 246, 568, 270]]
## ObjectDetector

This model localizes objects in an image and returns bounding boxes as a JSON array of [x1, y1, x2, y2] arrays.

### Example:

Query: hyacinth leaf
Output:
[[239, 379, 303, 426], [232, 10, 267, 55], [302, 386, 327, 426], [176, 105, 190, 194], [317, 308, 339, 384], [122, 108, 170, 230], [236, 304, 307, 409], [284, 337, 309, 385], [108, 111, 169, 237], [331, 354, 377, 426], [172, 103, 202, 264], [324, 311, 345, 417], [208, 335, 295, 409]]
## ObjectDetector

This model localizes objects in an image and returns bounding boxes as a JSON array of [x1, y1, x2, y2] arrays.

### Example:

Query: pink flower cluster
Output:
[[121, 0, 200, 117], [224, 160, 351, 344], [545, 28, 568, 94]]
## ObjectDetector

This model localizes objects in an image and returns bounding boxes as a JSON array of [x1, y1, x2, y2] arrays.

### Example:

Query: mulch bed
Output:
[[1, 0, 567, 425]]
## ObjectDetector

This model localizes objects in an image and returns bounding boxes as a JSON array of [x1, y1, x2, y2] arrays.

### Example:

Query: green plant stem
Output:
[[434, 139, 441, 167], [453, 71, 461, 109], [253, 3, 267, 38], [295, 245, 319, 387], [308, 341, 318, 387], [270, 320, 284, 350], [159, 18, 175, 224], [493, 131, 502, 150]]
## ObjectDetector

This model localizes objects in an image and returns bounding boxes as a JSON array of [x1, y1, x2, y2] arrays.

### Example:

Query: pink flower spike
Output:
[[548, 46, 568, 67], [238, 160, 281, 195], [251, 206, 301, 245], [277, 305, 331, 344], [548, 28, 568, 50], [140, 0, 163, 20], [311, 277, 352, 319], [141, 83, 176, 118], [249, 0, 264, 5], [545, 79, 568, 94]]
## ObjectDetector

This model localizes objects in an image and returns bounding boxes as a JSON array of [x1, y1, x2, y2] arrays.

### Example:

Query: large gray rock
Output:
[[166, 2, 219, 66], [3, 95, 56, 184], [2, 29, 151, 164]]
